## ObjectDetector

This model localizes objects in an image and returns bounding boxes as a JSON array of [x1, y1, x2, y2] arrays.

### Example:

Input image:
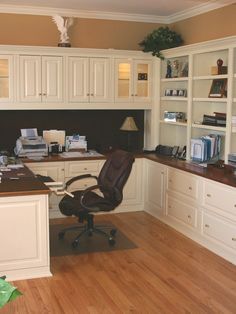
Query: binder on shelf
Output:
[[191, 134, 221, 163]]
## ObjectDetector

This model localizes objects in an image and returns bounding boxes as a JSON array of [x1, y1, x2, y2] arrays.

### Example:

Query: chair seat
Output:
[[59, 190, 115, 217]]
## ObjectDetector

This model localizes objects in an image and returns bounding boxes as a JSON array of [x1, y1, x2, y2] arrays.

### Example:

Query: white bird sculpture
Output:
[[52, 15, 74, 46]]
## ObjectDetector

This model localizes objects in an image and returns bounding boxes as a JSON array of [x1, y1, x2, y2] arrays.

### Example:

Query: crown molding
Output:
[[0, 1, 234, 24], [0, 4, 167, 23], [167, 0, 236, 23]]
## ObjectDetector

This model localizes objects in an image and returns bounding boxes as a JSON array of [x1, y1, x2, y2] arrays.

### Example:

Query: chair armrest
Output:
[[65, 174, 98, 188], [80, 184, 122, 211]]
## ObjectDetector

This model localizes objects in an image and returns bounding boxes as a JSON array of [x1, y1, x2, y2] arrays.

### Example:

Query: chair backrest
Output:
[[98, 150, 134, 206]]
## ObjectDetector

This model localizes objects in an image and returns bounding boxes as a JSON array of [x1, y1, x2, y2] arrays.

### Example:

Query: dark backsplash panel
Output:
[[0, 110, 144, 154]]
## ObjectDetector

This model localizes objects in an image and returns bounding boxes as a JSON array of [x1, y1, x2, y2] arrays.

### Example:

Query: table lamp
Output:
[[120, 116, 138, 151]]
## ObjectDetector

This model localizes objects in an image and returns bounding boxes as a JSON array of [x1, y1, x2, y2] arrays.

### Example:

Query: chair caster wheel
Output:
[[72, 240, 79, 248], [58, 232, 65, 240], [109, 238, 116, 246], [110, 229, 117, 237]]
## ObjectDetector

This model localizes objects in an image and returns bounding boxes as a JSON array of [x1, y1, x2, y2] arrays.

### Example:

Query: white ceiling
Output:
[[0, 0, 234, 23]]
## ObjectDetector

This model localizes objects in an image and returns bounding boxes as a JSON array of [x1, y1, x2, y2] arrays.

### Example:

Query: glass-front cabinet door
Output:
[[115, 59, 132, 102], [0, 55, 13, 103], [115, 58, 152, 103], [133, 60, 152, 102]]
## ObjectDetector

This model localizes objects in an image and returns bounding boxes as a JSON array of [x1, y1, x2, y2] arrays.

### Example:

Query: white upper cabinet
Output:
[[68, 57, 112, 103], [115, 58, 152, 103], [0, 55, 14, 103], [19, 55, 63, 103]]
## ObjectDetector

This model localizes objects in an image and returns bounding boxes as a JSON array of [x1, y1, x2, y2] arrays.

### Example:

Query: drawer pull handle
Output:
[[206, 194, 211, 197], [205, 224, 210, 228], [232, 238, 236, 241]]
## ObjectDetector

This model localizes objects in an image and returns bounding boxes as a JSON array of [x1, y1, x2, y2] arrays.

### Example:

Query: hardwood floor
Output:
[[3, 211, 236, 313]]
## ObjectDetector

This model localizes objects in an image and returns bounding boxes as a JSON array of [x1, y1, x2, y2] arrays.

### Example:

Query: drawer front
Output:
[[67, 177, 98, 192], [203, 213, 236, 250], [167, 195, 197, 227], [203, 181, 236, 217], [65, 161, 100, 177], [168, 168, 198, 200]]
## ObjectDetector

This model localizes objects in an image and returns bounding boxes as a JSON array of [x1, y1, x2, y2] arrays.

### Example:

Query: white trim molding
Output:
[[0, 1, 234, 23]]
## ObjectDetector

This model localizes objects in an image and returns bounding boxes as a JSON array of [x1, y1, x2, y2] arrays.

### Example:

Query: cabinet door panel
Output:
[[0, 56, 14, 103], [68, 57, 89, 102], [146, 161, 165, 211], [133, 60, 152, 102], [42, 56, 63, 102], [19, 55, 41, 102], [115, 59, 132, 102], [90, 58, 111, 102]]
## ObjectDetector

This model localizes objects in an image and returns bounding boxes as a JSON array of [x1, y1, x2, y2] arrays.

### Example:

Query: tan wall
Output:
[[171, 4, 236, 45], [0, 4, 235, 50], [0, 13, 162, 50]]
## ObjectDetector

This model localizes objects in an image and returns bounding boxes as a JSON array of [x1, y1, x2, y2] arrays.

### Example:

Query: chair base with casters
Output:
[[58, 213, 117, 248]]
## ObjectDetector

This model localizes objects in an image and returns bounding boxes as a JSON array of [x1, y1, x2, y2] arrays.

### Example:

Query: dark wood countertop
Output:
[[0, 166, 50, 197], [144, 154, 236, 188], [3, 151, 235, 198]]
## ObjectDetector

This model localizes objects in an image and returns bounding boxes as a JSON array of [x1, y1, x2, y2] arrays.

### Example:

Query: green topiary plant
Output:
[[139, 27, 183, 59]]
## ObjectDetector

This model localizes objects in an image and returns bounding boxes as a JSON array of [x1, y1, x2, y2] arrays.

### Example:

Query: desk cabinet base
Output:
[[0, 194, 51, 281]]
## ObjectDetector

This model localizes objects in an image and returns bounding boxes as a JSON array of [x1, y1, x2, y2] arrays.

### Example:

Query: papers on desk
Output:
[[60, 150, 103, 158]]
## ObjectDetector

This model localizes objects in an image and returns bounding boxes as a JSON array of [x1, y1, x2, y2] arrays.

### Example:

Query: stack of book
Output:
[[202, 112, 226, 127]]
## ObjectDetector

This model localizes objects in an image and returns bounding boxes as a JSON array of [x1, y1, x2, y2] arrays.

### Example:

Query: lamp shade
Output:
[[120, 117, 138, 131]]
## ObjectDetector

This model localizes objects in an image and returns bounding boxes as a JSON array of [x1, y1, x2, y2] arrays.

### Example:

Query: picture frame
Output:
[[165, 89, 172, 96], [209, 79, 227, 98]]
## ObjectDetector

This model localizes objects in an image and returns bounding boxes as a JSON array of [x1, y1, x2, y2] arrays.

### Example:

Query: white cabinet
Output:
[[117, 158, 143, 212], [25, 161, 65, 218], [144, 159, 166, 217], [115, 58, 152, 103], [0, 55, 14, 103], [68, 56, 112, 103], [166, 167, 199, 231], [0, 194, 51, 281], [19, 55, 63, 103], [201, 179, 236, 260]]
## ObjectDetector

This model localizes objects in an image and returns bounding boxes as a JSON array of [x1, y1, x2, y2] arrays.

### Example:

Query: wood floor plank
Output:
[[2, 211, 236, 313]]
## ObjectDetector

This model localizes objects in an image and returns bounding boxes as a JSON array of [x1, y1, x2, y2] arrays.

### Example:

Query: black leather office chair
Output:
[[58, 149, 135, 247]]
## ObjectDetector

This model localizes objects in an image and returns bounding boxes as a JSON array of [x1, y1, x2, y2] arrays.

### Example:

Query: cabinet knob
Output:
[[161, 171, 164, 174], [43, 93, 46, 96], [205, 224, 210, 228], [234, 204, 236, 208], [232, 238, 236, 241], [87, 93, 89, 96], [135, 94, 138, 96], [91, 93, 94, 96], [187, 215, 191, 219], [206, 194, 211, 197], [131, 94, 134, 96], [84, 168, 87, 170], [188, 186, 192, 190], [39, 93, 42, 96]]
